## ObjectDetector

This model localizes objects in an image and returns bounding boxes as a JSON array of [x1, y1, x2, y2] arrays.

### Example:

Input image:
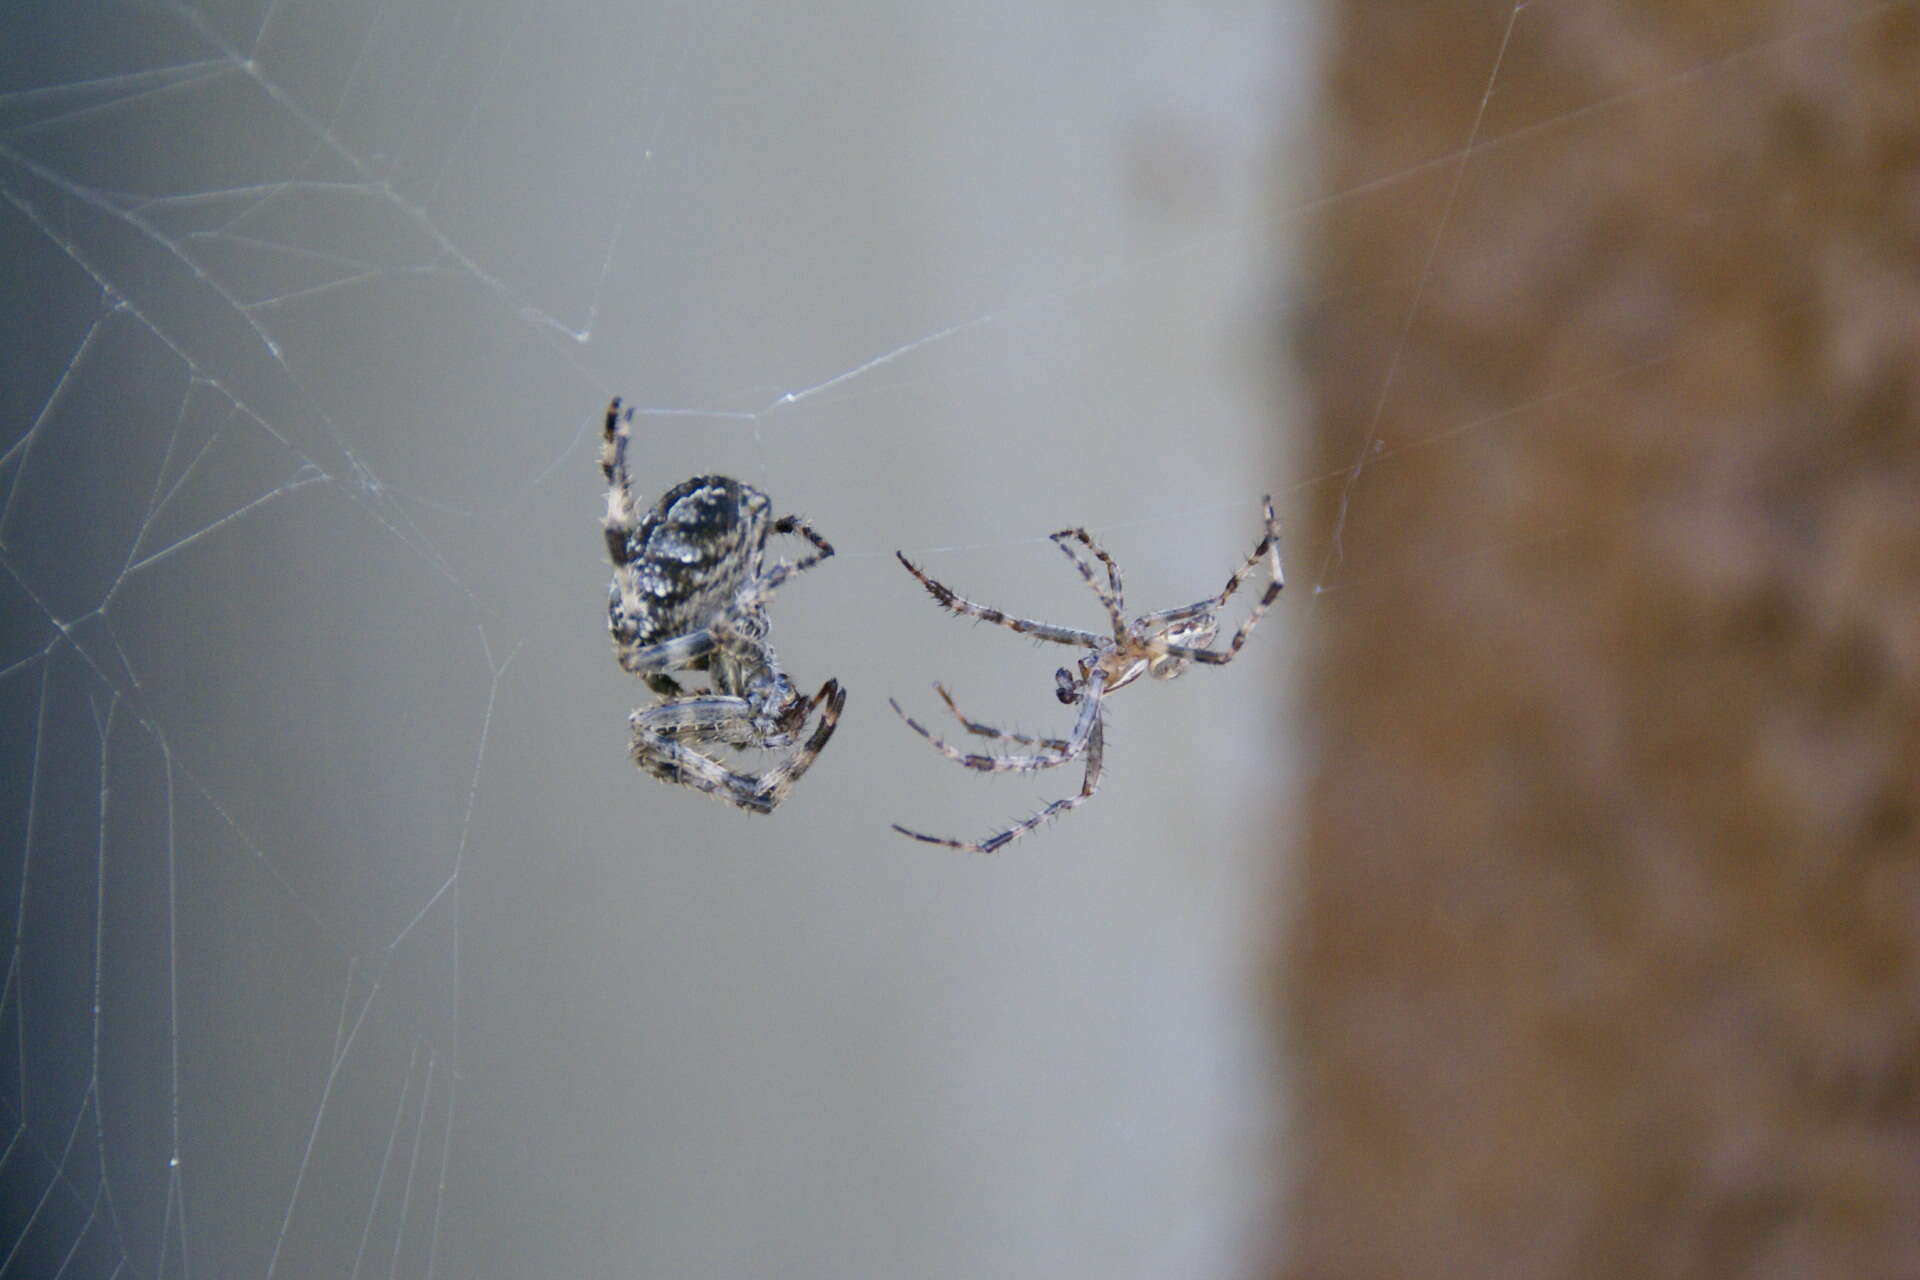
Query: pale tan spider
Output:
[[890, 499, 1284, 853]]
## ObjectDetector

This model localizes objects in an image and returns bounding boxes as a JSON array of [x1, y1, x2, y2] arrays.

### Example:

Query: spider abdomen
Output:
[[620, 476, 774, 645]]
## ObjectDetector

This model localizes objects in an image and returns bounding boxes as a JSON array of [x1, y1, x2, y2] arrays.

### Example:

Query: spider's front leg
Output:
[[602, 398, 660, 652], [888, 674, 1100, 774], [610, 626, 719, 680], [630, 678, 846, 814], [1049, 529, 1129, 638], [1136, 496, 1286, 671], [768, 515, 836, 580], [928, 683, 1072, 753], [890, 671, 1109, 852], [629, 698, 783, 813], [763, 677, 848, 807], [892, 715, 1107, 855], [600, 397, 639, 547], [894, 552, 1105, 649]]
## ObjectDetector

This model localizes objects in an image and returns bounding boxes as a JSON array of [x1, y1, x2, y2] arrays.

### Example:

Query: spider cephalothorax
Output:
[[890, 501, 1284, 852], [601, 397, 844, 812]]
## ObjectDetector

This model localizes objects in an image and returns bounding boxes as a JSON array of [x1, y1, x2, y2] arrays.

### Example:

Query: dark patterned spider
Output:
[[890, 499, 1284, 853], [601, 397, 845, 812]]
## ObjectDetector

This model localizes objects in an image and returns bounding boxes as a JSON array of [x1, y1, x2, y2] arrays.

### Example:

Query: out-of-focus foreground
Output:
[[1281, 2, 1920, 1275]]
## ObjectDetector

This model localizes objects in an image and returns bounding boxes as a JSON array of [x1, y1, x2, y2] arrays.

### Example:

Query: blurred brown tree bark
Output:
[[1280, 2, 1920, 1275]]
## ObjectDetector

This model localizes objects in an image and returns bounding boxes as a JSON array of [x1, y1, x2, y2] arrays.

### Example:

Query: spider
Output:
[[600, 396, 845, 813], [890, 499, 1284, 853]]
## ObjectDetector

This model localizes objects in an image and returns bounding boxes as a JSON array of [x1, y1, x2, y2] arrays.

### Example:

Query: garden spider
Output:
[[601, 397, 845, 813], [890, 499, 1283, 853]]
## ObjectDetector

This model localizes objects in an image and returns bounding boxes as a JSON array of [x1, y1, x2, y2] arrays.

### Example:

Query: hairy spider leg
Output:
[[1048, 529, 1131, 638], [894, 552, 1104, 649], [1127, 499, 1284, 672], [768, 515, 835, 577], [930, 683, 1072, 752], [892, 713, 1106, 855], [730, 556, 806, 615], [600, 397, 639, 539], [601, 398, 655, 639], [891, 662, 1103, 773], [611, 627, 719, 678], [630, 678, 845, 814]]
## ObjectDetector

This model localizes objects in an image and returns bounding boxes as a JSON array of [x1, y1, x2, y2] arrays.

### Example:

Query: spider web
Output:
[[1, 0, 1894, 1276], [0, 1, 1307, 1276]]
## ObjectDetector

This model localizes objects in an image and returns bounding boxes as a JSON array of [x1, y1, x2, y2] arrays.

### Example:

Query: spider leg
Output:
[[601, 397, 641, 565], [1129, 597, 1219, 631], [637, 693, 763, 740], [895, 552, 1104, 648], [1131, 497, 1284, 631], [768, 515, 836, 578], [600, 398, 660, 649], [1050, 528, 1128, 636], [733, 559, 805, 614], [600, 399, 636, 527], [752, 677, 846, 807], [892, 714, 1106, 854], [930, 683, 1071, 752], [629, 705, 782, 813], [1142, 574, 1282, 668], [1137, 498, 1285, 667], [613, 626, 718, 677], [628, 678, 844, 813], [889, 675, 1097, 773], [664, 553, 804, 651]]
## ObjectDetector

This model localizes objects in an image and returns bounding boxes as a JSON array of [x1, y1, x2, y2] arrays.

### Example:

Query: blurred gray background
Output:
[[0, 2, 1315, 1276]]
